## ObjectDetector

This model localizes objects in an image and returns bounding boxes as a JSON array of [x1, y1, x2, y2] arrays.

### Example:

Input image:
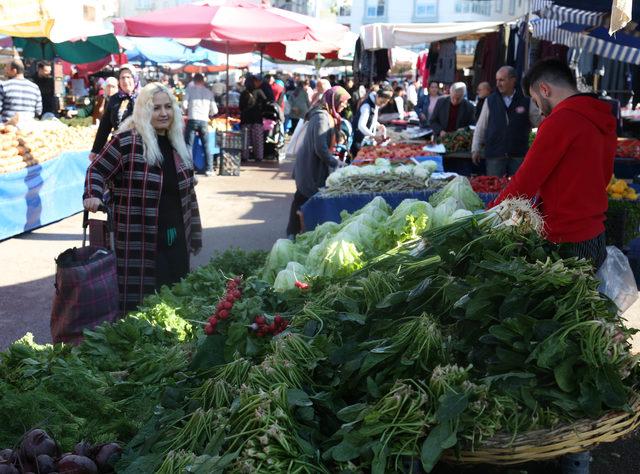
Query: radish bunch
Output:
[[204, 276, 243, 336], [251, 314, 289, 338]]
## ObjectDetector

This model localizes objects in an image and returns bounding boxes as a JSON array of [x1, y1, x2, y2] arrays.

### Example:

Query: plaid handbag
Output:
[[50, 208, 120, 344]]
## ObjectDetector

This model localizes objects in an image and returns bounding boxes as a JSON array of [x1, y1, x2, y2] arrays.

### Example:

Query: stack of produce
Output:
[[112, 199, 639, 473], [59, 117, 94, 128], [353, 143, 439, 165], [265, 177, 485, 289], [470, 175, 510, 194], [616, 138, 640, 159], [0, 429, 121, 474], [440, 129, 473, 153], [0, 122, 96, 174], [209, 116, 240, 131], [608, 177, 639, 200], [320, 158, 439, 196]]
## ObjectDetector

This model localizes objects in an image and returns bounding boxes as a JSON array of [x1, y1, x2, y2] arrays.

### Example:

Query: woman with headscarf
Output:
[[89, 64, 140, 160], [310, 78, 331, 106], [286, 86, 351, 237], [239, 74, 267, 162], [83, 82, 202, 314]]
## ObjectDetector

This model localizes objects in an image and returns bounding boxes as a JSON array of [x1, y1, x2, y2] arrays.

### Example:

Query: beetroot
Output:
[[73, 441, 93, 458], [0, 463, 18, 474], [94, 443, 121, 473], [36, 454, 57, 474], [58, 455, 97, 474], [20, 429, 58, 460], [0, 451, 14, 463]]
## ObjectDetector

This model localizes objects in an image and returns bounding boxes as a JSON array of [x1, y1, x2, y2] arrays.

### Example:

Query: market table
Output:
[[0, 151, 90, 241], [300, 190, 496, 231]]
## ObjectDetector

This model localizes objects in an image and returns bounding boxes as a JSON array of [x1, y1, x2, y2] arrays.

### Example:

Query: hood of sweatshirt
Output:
[[552, 94, 616, 136]]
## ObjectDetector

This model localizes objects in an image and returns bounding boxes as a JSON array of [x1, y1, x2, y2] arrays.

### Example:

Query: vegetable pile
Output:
[[608, 177, 638, 201], [0, 122, 96, 174], [111, 199, 639, 473], [320, 158, 440, 196], [353, 143, 438, 165], [616, 138, 640, 159], [470, 175, 510, 194], [0, 429, 121, 474], [266, 177, 483, 288], [440, 129, 473, 153]]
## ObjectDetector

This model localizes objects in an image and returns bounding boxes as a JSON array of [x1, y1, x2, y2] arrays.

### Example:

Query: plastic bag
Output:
[[596, 246, 639, 313]]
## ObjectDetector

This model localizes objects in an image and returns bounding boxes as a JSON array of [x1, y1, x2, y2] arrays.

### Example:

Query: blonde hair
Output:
[[118, 82, 192, 169]]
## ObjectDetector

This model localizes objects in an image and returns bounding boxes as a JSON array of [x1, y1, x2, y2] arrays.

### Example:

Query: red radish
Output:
[[223, 301, 233, 309], [204, 323, 214, 335], [255, 315, 266, 325], [274, 315, 283, 325], [268, 323, 277, 333], [218, 310, 229, 320], [208, 316, 218, 326], [295, 281, 309, 290], [256, 330, 265, 337]]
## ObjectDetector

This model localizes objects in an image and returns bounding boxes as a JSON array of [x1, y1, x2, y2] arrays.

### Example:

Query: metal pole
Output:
[[226, 41, 230, 132], [260, 46, 264, 74]]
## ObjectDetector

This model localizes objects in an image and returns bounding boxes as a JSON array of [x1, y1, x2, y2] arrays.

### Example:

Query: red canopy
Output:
[[114, 0, 348, 61], [116, 0, 311, 43]]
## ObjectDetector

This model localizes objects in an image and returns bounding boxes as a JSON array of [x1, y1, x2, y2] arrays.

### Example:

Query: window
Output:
[[494, 0, 503, 13], [415, 0, 437, 18], [365, 0, 385, 17], [509, 0, 516, 15]]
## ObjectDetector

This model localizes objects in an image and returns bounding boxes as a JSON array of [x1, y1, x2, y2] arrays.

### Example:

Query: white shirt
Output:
[[183, 83, 218, 121], [503, 92, 515, 108]]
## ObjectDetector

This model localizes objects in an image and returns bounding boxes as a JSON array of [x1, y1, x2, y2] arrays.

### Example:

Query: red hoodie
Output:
[[491, 94, 616, 244]]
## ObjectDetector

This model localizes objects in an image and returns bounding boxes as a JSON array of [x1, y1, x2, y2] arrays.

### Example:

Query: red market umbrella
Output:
[[115, 0, 312, 44]]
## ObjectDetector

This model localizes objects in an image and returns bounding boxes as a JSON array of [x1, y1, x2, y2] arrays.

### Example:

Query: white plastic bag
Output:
[[596, 246, 639, 313], [285, 119, 308, 161]]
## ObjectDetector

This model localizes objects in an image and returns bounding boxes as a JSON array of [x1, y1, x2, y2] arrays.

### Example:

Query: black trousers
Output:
[[155, 226, 189, 290], [559, 232, 607, 271], [286, 190, 309, 236]]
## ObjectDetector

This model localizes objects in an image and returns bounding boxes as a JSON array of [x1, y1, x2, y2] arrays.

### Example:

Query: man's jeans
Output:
[[485, 156, 524, 177], [185, 119, 213, 172]]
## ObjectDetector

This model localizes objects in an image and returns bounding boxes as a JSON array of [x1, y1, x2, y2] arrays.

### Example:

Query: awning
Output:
[[540, 3, 608, 27], [582, 26, 640, 65], [530, 0, 553, 12], [123, 37, 224, 64], [530, 19, 584, 49], [360, 21, 506, 50]]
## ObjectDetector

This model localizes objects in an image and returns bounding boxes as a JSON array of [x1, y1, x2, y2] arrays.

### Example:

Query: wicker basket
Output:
[[442, 395, 640, 466]]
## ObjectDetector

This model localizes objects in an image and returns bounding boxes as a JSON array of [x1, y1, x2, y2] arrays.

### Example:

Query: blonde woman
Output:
[[84, 82, 202, 313]]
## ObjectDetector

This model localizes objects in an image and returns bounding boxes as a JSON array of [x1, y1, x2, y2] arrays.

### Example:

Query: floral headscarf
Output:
[[322, 86, 350, 126], [117, 63, 140, 99]]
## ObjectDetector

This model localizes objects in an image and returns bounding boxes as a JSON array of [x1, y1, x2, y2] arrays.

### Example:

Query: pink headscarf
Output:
[[322, 86, 350, 126]]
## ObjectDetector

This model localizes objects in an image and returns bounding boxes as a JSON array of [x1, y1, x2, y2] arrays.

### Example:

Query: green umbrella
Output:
[[13, 33, 119, 64]]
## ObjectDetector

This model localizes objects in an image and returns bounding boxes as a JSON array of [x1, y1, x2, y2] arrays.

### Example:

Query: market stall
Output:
[[0, 122, 95, 240]]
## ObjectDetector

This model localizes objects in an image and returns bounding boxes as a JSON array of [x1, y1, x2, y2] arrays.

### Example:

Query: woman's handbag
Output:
[[50, 206, 120, 344], [285, 119, 309, 161]]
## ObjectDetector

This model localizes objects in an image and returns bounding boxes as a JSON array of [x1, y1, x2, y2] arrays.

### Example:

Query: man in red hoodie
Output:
[[491, 58, 617, 269]]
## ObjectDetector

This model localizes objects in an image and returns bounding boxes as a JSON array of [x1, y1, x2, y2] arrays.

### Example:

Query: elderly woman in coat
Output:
[[84, 82, 202, 313]]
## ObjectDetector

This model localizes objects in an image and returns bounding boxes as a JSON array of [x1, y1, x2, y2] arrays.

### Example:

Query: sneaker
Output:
[[205, 170, 215, 177]]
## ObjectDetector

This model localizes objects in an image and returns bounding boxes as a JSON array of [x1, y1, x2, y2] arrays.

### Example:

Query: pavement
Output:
[[0, 159, 295, 351]]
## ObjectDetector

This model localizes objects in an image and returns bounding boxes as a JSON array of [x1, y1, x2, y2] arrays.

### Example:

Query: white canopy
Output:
[[360, 21, 507, 50]]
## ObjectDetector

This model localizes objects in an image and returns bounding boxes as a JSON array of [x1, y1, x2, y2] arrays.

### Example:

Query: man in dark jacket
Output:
[[428, 82, 475, 138], [491, 58, 616, 269], [472, 66, 541, 176]]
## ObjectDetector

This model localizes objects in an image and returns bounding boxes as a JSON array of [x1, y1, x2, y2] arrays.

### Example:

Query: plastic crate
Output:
[[220, 150, 241, 176], [218, 131, 245, 150]]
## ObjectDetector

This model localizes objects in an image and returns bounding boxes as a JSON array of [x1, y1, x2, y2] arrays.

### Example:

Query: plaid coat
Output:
[[84, 130, 202, 313]]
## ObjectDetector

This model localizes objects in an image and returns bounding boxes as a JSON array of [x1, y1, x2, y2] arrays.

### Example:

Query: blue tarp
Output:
[[300, 190, 496, 231], [0, 151, 89, 240], [125, 38, 224, 65]]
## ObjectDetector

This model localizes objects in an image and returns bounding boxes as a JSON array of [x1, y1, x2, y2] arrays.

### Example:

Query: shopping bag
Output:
[[50, 207, 120, 344], [596, 245, 639, 313], [285, 119, 309, 161]]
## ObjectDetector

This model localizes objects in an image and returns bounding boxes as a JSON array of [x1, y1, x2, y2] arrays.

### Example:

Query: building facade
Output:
[[336, 0, 530, 32]]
